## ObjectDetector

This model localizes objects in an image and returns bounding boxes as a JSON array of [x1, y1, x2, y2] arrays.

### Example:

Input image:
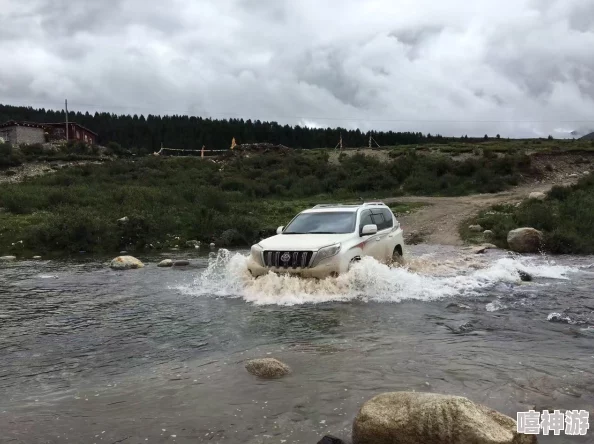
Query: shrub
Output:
[[0, 143, 23, 167]]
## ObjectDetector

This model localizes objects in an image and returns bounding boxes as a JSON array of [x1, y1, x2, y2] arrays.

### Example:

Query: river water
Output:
[[1, 246, 593, 443]]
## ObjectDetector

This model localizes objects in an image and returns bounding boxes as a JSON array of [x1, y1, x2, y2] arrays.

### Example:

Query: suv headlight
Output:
[[311, 243, 341, 267], [250, 244, 264, 266]]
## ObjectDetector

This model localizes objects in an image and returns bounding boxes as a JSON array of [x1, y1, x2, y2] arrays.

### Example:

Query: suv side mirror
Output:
[[361, 224, 378, 236], [276, 226, 284, 235]]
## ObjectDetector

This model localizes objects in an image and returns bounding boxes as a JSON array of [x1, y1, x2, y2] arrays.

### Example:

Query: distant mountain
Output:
[[581, 132, 594, 140]]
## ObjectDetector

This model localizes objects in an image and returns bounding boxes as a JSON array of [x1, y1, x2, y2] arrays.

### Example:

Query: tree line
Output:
[[1, 104, 485, 152]]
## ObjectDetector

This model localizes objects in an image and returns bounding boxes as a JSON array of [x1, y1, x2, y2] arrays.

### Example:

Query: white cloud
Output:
[[0, 0, 593, 138]]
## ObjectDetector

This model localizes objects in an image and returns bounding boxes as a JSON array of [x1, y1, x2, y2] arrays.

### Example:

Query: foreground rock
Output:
[[110, 256, 144, 270], [158, 259, 173, 268], [528, 192, 546, 201], [518, 270, 533, 282], [317, 436, 346, 444], [507, 228, 543, 253], [352, 392, 536, 444], [245, 358, 290, 379], [0, 255, 16, 261]]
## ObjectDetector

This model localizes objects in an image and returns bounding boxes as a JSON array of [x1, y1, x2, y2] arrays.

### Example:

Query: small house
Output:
[[44, 122, 98, 145], [0, 121, 46, 145]]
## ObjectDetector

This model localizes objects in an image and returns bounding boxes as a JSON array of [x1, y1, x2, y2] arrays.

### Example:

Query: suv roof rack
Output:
[[362, 201, 387, 207], [312, 204, 360, 209]]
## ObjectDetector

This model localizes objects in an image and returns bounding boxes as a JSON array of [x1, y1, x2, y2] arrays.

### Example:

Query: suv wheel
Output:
[[391, 246, 404, 267]]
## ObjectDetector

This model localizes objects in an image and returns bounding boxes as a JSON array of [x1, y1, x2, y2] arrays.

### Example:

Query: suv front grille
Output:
[[263, 251, 313, 269]]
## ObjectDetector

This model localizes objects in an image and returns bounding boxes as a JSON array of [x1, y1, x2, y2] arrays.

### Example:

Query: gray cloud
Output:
[[0, 0, 593, 138]]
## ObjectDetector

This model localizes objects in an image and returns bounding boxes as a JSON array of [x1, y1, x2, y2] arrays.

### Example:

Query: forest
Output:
[[1, 104, 487, 153]]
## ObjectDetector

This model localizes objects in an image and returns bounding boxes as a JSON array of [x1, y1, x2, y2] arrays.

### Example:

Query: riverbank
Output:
[[460, 173, 594, 254]]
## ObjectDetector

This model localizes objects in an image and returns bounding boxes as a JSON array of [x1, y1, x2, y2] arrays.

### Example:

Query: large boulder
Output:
[[110, 256, 144, 270], [507, 228, 543, 253], [528, 192, 546, 201], [245, 358, 290, 379], [352, 392, 536, 444]]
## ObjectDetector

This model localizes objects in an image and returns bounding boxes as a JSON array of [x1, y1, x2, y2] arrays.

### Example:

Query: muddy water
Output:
[[0, 246, 593, 443]]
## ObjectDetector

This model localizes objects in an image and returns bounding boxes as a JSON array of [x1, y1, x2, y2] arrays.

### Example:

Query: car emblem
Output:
[[280, 252, 291, 262]]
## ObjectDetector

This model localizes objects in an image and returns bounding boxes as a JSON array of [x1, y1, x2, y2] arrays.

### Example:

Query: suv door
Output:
[[358, 210, 383, 260], [374, 208, 396, 261]]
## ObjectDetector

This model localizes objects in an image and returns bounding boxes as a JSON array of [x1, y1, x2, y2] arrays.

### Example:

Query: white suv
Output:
[[247, 202, 405, 279]]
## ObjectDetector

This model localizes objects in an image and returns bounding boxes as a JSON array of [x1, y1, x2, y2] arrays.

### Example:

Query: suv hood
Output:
[[258, 233, 351, 251]]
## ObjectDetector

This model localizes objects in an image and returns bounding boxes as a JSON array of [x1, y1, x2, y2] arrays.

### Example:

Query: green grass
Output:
[[0, 148, 538, 255], [460, 174, 594, 254]]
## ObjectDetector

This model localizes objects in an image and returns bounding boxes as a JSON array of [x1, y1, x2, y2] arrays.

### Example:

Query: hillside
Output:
[[581, 132, 594, 141]]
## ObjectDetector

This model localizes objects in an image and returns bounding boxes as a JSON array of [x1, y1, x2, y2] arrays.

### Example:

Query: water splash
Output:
[[176, 250, 578, 306]]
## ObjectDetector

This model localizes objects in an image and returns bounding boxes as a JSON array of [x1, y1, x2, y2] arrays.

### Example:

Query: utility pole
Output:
[[65, 99, 69, 141]]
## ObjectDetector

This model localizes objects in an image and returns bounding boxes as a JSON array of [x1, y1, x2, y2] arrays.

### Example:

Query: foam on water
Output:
[[176, 250, 578, 306]]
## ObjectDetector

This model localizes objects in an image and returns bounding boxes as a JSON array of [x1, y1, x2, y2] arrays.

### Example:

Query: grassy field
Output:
[[0, 144, 540, 256]]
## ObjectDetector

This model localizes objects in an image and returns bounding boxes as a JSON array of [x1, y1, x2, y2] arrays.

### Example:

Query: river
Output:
[[1, 246, 593, 443]]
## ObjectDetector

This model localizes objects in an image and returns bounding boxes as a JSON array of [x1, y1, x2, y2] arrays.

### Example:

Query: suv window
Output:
[[380, 209, 394, 229], [371, 212, 385, 229], [359, 210, 373, 235]]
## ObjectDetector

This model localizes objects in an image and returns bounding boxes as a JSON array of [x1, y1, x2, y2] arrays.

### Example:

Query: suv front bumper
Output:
[[247, 255, 348, 279]]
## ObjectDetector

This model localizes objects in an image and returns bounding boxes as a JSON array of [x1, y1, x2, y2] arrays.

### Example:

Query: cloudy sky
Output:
[[1, 0, 593, 137]]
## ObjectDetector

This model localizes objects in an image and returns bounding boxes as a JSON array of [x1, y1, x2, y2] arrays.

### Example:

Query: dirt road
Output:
[[386, 178, 579, 246]]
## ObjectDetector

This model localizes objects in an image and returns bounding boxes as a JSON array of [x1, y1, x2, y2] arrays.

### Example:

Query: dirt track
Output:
[[386, 177, 581, 246]]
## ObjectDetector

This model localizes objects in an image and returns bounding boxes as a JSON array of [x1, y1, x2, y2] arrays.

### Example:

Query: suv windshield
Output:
[[283, 211, 356, 234]]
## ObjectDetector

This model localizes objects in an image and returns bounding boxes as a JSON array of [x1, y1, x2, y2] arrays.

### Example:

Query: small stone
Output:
[[117, 216, 129, 224], [468, 224, 483, 233], [120, 251, 127, 255], [483, 229, 494, 237], [186, 240, 200, 248], [33, 256, 42, 260], [158, 259, 173, 268], [174, 260, 190, 267], [110, 256, 144, 270], [245, 358, 290, 379], [528, 192, 546, 201], [209, 243, 216, 250], [0, 255, 16, 261]]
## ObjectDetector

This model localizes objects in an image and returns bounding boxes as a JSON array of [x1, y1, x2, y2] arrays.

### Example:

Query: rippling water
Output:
[[1, 246, 593, 443]]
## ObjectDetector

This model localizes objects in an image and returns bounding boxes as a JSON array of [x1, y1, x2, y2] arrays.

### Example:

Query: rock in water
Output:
[[158, 259, 173, 268], [507, 228, 543, 253], [245, 358, 290, 379], [174, 260, 190, 266], [110, 256, 144, 270], [317, 436, 345, 444], [352, 392, 536, 444], [0, 256, 16, 261], [518, 270, 533, 282], [528, 192, 546, 201], [33, 256, 42, 260]]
